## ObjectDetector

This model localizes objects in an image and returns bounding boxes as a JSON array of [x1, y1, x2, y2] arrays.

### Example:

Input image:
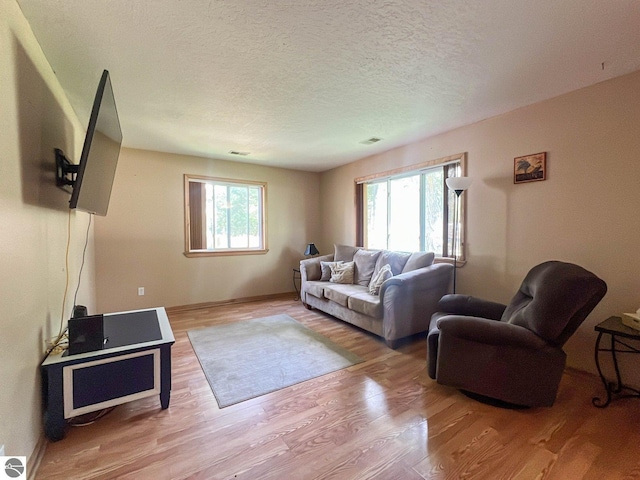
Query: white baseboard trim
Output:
[[166, 292, 295, 314]]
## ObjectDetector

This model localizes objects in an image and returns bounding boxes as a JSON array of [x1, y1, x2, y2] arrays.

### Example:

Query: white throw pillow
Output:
[[330, 261, 355, 284], [320, 261, 343, 281], [368, 264, 393, 295]]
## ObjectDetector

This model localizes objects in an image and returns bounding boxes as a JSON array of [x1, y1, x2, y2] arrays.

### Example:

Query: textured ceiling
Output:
[[15, 0, 640, 172]]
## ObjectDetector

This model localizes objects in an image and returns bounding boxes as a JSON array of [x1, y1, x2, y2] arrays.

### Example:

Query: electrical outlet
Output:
[[138, 287, 145, 296]]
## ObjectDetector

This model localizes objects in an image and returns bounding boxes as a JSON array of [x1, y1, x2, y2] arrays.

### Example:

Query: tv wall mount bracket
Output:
[[55, 148, 78, 188]]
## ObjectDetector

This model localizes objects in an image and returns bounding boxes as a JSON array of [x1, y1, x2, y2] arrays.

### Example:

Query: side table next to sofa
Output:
[[593, 316, 640, 408]]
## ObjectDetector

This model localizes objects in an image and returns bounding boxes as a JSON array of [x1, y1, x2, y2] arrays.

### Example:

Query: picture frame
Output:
[[514, 152, 546, 184]]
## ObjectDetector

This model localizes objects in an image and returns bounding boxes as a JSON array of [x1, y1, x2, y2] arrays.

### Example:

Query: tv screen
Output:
[[69, 70, 122, 216]]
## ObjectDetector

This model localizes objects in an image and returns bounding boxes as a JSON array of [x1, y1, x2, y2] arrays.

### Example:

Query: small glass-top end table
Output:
[[592, 316, 640, 408]]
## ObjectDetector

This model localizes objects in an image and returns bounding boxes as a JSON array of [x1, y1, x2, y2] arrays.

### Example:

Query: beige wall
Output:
[[94, 148, 321, 312], [0, 0, 96, 460], [6, 0, 639, 461], [320, 70, 640, 378]]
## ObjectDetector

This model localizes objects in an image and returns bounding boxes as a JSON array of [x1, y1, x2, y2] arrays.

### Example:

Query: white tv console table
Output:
[[41, 307, 175, 441]]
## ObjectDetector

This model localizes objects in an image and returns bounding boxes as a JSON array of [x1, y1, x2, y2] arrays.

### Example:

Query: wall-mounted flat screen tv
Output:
[[69, 70, 122, 216]]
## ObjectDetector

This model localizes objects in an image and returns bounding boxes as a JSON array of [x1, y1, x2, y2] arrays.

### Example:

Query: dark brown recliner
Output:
[[427, 261, 607, 407]]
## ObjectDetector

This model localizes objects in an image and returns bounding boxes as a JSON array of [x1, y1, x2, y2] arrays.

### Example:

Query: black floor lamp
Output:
[[445, 177, 472, 293]]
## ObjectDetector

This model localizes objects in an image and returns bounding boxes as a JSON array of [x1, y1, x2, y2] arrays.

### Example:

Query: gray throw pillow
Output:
[[320, 261, 343, 281], [372, 250, 411, 278], [402, 251, 435, 273], [353, 249, 381, 286]]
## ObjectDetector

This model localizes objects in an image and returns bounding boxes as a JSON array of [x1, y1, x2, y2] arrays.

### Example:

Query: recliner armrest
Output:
[[436, 315, 548, 350], [437, 294, 507, 320]]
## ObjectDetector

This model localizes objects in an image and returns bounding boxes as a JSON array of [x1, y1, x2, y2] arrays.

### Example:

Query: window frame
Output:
[[183, 174, 268, 257], [355, 152, 468, 263]]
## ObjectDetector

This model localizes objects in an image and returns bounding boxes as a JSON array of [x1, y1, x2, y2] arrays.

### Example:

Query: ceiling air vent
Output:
[[360, 137, 382, 145], [229, 150, 250, 156]]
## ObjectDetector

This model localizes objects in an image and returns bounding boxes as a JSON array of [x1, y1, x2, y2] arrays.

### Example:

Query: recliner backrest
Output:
[[501, 261, 607, 346]]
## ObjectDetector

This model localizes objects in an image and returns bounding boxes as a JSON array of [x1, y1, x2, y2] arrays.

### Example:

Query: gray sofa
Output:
[[300, 245, 454, 348]]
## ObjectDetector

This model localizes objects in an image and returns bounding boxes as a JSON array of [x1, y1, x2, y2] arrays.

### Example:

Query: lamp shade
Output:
[[304, 243, 319, 256], [445, 176, 473, 193]]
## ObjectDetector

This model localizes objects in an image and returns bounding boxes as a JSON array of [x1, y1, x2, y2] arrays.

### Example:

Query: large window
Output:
[[357, 153, 467, 260], [184, 175, 267, 257]]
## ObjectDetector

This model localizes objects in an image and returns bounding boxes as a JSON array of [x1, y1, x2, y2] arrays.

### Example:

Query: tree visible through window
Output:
[[184, 175, 267, 256], [357, 153, 467, 260]]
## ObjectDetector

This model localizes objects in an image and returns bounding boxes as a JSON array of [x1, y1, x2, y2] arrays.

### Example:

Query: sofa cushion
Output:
[[353, 249, 381, 286], [334, 244, 360, 262], [348, 292, 383, 319], [373, 250, 411, 277], [369, 264, 393, 295], [324, 284, 367, 307], [330, 261, 355, 284], [402, 251, 435, 273], [305, 281, 327, 299], [320, 261, 342, 281]]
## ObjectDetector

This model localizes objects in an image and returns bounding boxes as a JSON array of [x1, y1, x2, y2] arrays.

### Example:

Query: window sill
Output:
[[184, 248, 269, 258], [434, 256, 467, 267]]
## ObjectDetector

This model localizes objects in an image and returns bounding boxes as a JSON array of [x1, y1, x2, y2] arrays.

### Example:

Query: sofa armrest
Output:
[[379, 262, 452, 299], [378, 262, 454, 342], [300, 254, 334, 282], [436, 315, 548, 350], [437, 294, 507, 321]]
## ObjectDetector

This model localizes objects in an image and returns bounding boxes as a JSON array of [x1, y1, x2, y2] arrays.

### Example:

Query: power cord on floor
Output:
[[68, 406, 116, 427]]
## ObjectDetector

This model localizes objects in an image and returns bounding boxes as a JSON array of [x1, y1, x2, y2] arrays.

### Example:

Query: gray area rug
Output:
[[187, 314, 363, 408]]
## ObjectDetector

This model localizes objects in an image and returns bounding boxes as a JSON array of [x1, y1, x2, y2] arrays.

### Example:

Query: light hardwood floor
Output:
[[36, 297, 640, 479]]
